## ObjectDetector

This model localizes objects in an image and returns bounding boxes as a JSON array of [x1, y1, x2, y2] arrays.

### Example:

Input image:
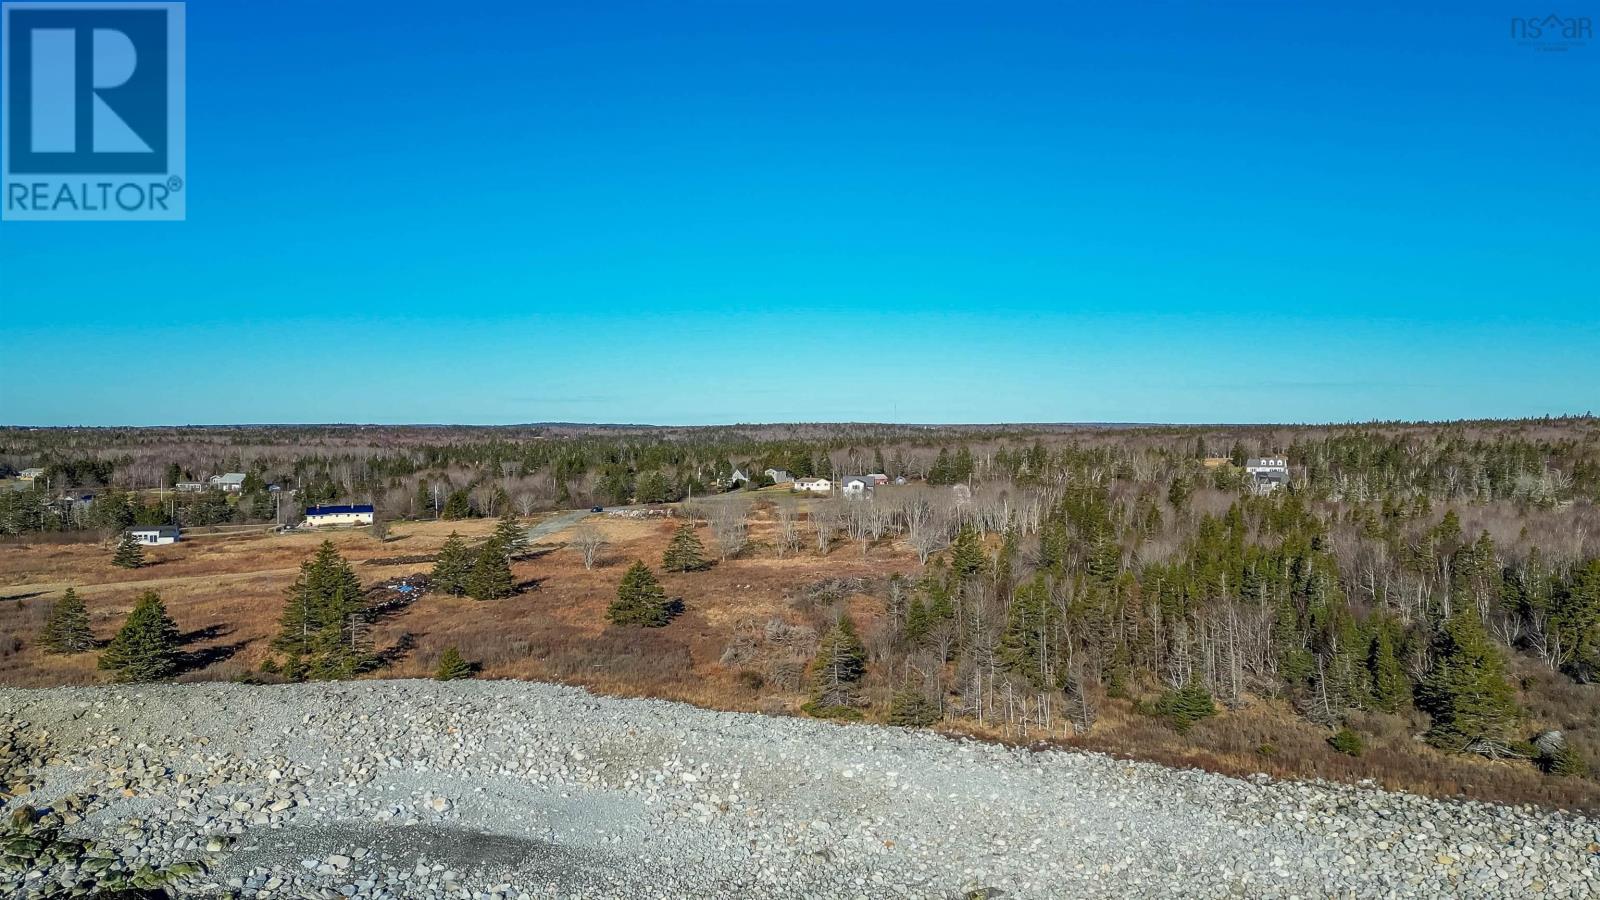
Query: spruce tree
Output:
[[608, 561, 672, 626], [949, 525, 987, 581], [887, 684, 940, 727], [40, 588, 93, 654], [430, 532, 473, 596], [442, 490, 472, 520], [111, 532, 145, 569], [1416, 607, 1519, 752], [805, 615, 867, 718], [467, 536, 515, 601], [98, 590, 180, 682], [1001, 573, 1054, 688], [1153, 681, 1217, 733], [434, 646, 473, 681], [661, 524, 709, 572], [1367, 626, 1409, 713], [272, 541, 369, 678], [492, 512, 529, 558]]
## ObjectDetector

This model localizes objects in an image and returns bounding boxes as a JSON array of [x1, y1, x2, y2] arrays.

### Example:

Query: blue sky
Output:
[[1, 1, 1596, 425]]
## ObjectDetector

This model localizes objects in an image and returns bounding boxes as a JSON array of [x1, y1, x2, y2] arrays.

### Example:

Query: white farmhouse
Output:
[[793, 477, 832, 494], [764, 468, 792, 484], [209, 472, 248, 492], [838, 475, 874, 498], [128, 525, 180, 545], [1245, 457, 1291, 494], [303, 504, 374, 527], [1245, 457, 1289, 477]]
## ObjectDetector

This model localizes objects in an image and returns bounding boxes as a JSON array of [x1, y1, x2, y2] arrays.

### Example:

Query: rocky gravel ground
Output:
[[2, 680, 1598, 898]]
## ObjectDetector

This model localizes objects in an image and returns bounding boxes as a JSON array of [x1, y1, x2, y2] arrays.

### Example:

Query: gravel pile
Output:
[[2, 680, 1597, 898]]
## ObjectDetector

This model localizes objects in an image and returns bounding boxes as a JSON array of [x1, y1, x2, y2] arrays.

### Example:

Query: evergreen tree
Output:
[[441, 489, 472, 520], [98, 590, 180, 682], [467, 536, 515, 600], [1551, 559, 1600, 680], [492, 512, 529, 558], [272, 541, 369, 679], [805, 615, 867, 718], [1001, 573, 1055, 688], [430, 532, 473, 596], [608, 561, 673, 626], [40, 588, 93, 654], [434, 646, 473, 681], [111, 532, 145, 569], [949, 525, 987, 581], [1153, 682, 1216, 733], [413, 480, 433, 518], [1366, 625, 1409, 713], [661, 524, 709, 572], [887, 684, 940, 727], [1416, 606, 1519, 752]]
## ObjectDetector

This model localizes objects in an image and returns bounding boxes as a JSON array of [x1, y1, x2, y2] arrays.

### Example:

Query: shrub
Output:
[[1329, 727, 1365, 757], [435, 646, 473, 681], [1541, 743, 1588, 777], [1152, 682, 1216, 733], [887, 686, 940, 727]]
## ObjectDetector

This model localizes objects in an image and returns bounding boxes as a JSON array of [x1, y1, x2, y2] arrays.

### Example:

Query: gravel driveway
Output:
[[3, 680, 1597, 898]]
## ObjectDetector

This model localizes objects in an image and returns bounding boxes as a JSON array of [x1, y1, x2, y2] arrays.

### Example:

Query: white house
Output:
[[175, 482, 205, 493], [793, 477, 832, 494], [1246, 457, 1290, 494], [727, 467, 750, 486], [18, 467, 44, 482], [303, 504, 374, 527], [764, 468, 792, 484], [128, 525, 180, 545], [209, 472, 248, 492], [838, 475, 874, 498]]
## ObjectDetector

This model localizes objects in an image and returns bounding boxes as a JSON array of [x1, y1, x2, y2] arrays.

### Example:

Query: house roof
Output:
[[129, 525, 180, 536], [839, 475, 872, 484], [19, 467, 44, 476], [1246, 458, 1286, 468], [211, 472, 248, 484], [306, 505, 374, 516]]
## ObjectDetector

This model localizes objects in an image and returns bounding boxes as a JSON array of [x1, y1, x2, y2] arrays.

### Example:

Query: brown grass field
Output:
[[4, 509, 1599, 812]]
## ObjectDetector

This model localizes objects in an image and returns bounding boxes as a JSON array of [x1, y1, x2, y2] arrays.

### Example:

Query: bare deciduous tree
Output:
[[708, 498, 749, 560], [774, 498, 801, 558], [570, 523, 605, 570]]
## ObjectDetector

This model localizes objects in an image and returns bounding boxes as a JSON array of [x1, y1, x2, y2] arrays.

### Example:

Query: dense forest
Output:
[[5, 417, 1600, 780]]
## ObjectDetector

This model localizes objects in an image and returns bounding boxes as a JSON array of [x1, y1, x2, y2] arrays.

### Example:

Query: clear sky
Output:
[[1, 1, 1595, 426]]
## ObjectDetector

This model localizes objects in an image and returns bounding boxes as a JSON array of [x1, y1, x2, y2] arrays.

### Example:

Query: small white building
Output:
[[209, 472, 248, 492], [764, 468, 791, 484], [128, 525, 181, 545], [303, 504, 374, 527], [18, 467, 45, 482], [838, 476, 874, 498], [175, 481, 205, 493], [793, 477, 832, 494]]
